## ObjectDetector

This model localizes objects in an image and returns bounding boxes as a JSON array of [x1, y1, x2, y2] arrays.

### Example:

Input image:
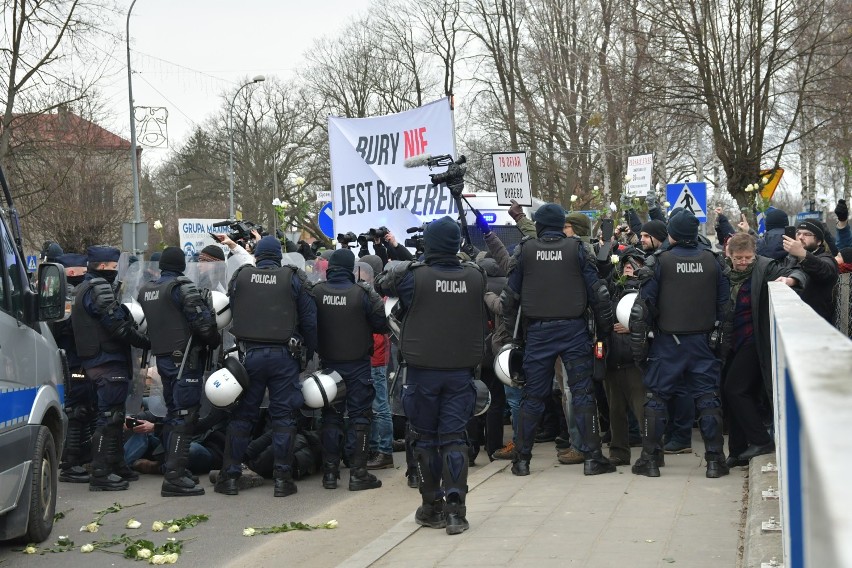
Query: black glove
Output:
[[836, 199, 848, 222]]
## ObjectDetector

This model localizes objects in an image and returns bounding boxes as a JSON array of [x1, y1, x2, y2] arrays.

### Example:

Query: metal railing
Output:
[[769, 282, 852, 567]]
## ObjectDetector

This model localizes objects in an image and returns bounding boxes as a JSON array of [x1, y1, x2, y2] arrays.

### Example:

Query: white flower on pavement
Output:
[[24, 545, 37, 554], [137, 548, 152, 559], [80, 544, 94, 553], [243, 528, 256, 537], [150, 554, 167, 565], [80, 522, 99, 533], [164, 553, 179, 564], [126, 518, 142, 529], [168, 524, 181, 533], [152, 521, 165, 532], [324, 519, 339, 529]]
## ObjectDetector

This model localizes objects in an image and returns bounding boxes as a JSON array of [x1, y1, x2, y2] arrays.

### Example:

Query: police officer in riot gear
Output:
[[375, 216, 487, 536], [501, 203, 615, 477], [216, 236, 318, 497], [629, 210, 731, 478], [72, 246, 150, 491], [53, 253, 96, 483], [137, 247, 220, 497], [309, 248, 388, 491]]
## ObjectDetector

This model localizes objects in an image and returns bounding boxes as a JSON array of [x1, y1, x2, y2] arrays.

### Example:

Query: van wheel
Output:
[[25, 426, 57, 543]]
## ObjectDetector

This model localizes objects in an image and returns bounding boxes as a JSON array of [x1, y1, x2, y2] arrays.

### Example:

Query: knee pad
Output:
[[696, 392, 721, 413], [441, 443, 469, 491], [645, 392, 668, 414], [563, 357, 593, 387], [104, 406, 125, 426]]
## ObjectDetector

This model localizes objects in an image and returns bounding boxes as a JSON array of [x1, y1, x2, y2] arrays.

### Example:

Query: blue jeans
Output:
[[124, 433, 212, 473], [505, 385, 522, 443], [369, 365, 393, 455]]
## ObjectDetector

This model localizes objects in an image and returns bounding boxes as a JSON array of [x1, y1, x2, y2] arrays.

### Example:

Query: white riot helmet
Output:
[[122, 301, 147, 334], [209, 290, 232, 330], [300, 370, 347, 409], [616, 291, 638, 329], [204, 356, 249, 408], [494, 343, 525, 387], [473, 379, 491, 416], [384, 297, 402, 339]]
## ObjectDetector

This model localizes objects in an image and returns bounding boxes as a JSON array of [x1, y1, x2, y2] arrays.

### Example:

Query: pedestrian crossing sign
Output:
[[26, 255, 37, 272], [666, 182, 707, 222]]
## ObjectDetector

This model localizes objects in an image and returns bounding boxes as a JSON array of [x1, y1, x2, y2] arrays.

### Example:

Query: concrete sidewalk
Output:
[[339, 434, 746, 568]]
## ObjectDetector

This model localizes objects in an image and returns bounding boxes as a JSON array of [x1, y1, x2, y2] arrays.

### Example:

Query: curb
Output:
[[335, 457, 512, 568], [741, 454, 784, 567]]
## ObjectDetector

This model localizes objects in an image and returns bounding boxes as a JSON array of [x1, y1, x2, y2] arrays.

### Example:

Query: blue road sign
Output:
[[796, 211, 822, 223], [319, 202, 334, 238], [576, 210, 600, 221], [666, 182, 707, 222], [26, 255, 37, 273]]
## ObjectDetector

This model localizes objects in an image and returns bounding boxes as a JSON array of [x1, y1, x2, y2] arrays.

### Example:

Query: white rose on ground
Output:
[[137, 548, 152, 559], [150, 554, 167, 565], [243, 528, 256, 537], [325, 519, 339, 529], [126, 519, 142, 529], [168, 524, 180, 533], [24, 546, 37, 554], [80, 544, 95, 553], [152, 521, 165, 532], [165, 553, 179, 564]]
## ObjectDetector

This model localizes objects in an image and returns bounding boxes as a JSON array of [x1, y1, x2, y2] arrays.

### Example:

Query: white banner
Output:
[[328, 98, 457, 242], [626, 153, 654, 196], [178, 218, 227, 259], [492, 151, 532, 206]]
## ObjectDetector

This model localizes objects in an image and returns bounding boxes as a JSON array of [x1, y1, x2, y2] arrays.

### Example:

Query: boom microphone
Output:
[[404, 153, 433, 168], [406, 226, 423, 234], [212, 220, 232, 227]]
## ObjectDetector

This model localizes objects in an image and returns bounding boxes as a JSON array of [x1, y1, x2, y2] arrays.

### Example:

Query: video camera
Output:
[[403, 153, 468, 197], [336, 231, 358, 247], [404, 224, 427, 255], [212, 219, 267, 249]]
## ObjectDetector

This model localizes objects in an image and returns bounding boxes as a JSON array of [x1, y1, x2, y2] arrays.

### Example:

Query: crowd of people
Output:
[[45, 190, 846, 537]]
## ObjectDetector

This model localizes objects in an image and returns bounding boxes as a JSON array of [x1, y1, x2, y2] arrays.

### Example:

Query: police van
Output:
[[0, 167, 68, 543]]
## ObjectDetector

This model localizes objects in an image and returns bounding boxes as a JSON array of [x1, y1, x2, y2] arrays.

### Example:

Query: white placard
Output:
[[315, 190, 332, 202], [491, 151, 532, 207], [328, 98, 457, 241], [178, 218, 228, 259], [626, 154, 654, 196]]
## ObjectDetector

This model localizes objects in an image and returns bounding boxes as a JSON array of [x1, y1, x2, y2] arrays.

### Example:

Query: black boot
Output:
[[349, 424, 382, 491], [445, 495, 469, 535], [60, 412, 90, 483], [161, 429, 204, 497], [89, 426, 129, 491], [583, 449, 616, 476], [631, 450, 661, 477], [405, 467, 420, 488], [322, 461, 340, 489], [415, 499, 446, 528], [706, 452, 730, 479], [511, 453, 531, 476], [214, 431, 248, 496], [274, 469, 298, 497]]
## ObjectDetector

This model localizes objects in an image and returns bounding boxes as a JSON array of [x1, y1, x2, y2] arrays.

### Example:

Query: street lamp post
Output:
[[126, 0, 141, 253], [174, 184, 192, 218], [228, 75, 266, 219]]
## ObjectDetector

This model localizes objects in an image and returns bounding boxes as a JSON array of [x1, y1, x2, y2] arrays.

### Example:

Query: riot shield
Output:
[[119, 260, 159, 413], [282, 252, 306, 271]]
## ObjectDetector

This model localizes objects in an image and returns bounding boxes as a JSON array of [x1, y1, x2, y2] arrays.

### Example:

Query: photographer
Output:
[[383, 229, 414, 262], [213, 232, 256, 279]]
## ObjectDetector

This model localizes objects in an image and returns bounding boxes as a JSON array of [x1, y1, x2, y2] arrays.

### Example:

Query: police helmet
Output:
[[301, 370, 347, 409], [616, 291, 639, 329], [494, 343, 525, 387], [204, 356, 250, 408], [384, 297, 402, 339], [122, 301, 147, 334], [209, 290, 232, 330], [473, 379, 491, 416]]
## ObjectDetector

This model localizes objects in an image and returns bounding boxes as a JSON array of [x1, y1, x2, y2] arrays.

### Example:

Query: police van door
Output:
[[0, 216, 40, 420]]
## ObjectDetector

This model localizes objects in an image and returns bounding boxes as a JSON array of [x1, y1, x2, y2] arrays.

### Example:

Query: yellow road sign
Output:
[[760, 168, 784, 200]]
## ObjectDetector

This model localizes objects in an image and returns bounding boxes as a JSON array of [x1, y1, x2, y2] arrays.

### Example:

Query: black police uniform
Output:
[[137, 247, 220, 497], [501, 204, 615, 477], [72, 246, 150, 491], [630, 211, 731, 478], [375, 216, 487, 536], [310, 248, 388, 491], [52, 253, 97, 484], [216, 236, 318, 498]]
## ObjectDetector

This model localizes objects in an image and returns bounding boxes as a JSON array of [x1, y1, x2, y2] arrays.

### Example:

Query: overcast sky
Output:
[[99, 0, 372, 165]]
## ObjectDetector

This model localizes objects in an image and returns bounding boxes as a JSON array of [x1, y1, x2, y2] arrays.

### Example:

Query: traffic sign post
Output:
[[666, 182, 707, 222], [26, 255, 37, 273], [318, 202, 334, 239]]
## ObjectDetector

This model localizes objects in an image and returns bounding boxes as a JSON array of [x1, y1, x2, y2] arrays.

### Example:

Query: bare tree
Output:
[[642, 0, 851, 209], [0, 0, 115, 168]]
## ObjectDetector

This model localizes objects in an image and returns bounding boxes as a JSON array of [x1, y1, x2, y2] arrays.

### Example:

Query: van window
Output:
[[0, 221, 24, 319]]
